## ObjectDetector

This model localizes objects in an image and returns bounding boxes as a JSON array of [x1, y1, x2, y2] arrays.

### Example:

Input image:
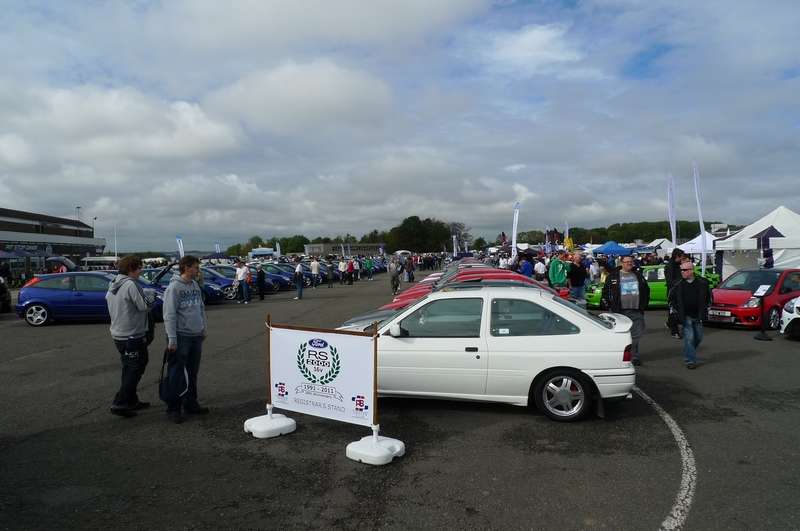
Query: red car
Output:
[[709, 268, 800, 329], [380, 271, 545, 311]]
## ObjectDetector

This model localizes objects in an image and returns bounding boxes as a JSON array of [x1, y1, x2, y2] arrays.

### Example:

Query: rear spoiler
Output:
[[598, 313, 633, 333]]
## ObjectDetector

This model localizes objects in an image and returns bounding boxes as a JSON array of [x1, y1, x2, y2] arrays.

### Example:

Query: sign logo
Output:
[[352, 395, 368, 412], [274, 382, 288, 398], [296, 340, 341, 385]]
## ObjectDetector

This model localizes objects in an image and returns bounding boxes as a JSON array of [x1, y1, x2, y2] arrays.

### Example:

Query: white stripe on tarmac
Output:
[[633, 386, 697, 531]]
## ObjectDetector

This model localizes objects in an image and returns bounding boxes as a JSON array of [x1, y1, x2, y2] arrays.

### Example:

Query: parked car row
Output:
[[13, 258, 390, 327]]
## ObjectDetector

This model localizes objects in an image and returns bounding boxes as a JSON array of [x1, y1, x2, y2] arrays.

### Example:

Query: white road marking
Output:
[[634, 386, 697, 531]]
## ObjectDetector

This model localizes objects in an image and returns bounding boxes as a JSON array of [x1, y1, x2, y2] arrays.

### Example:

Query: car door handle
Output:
[[465, 347, 478, 352]]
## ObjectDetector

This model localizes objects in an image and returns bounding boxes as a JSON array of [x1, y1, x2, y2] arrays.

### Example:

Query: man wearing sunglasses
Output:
[[601, 255, 649, 366], [668, 258, 711, 369]]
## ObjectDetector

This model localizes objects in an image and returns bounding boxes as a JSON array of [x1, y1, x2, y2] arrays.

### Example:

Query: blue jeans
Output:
[[296, 279, 303, 299], [683, 317, 703, 364], [238, 281, 250, 302], [166, 334, 203, 412], [569, 286, 586, 300]]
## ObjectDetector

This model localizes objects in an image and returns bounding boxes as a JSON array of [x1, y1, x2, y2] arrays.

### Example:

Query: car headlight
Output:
[[209, 285, 222, 292], [743, 297, 760, 308], [785, 300, 796, 314]]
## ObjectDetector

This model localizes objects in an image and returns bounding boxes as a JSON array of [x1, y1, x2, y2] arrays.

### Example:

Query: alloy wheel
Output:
[[25, 305, 49, 326]]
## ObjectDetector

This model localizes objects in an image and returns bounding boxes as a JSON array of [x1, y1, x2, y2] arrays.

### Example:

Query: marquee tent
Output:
[[715, 206, 800, 278], [592, 241, 632, 256], [678, 231, 716, 255]]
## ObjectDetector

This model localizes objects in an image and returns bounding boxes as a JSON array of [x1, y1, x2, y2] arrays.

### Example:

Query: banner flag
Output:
[[452, 235, 458, 257], [269, 325, 377, 427], [564, 220, 570, 240], [511, 202, 520, 261], [692, 162, 707, 275], [340, 244, 345, 257], [667, 173, 678, 246], [176, 236, 185, 258], [214, 242, 221, 254]]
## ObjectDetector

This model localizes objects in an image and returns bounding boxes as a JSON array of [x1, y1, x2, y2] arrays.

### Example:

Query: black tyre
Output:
[[272, 282, 280, 293], [532, 369, 592, 422], [24, 304, 50, 327], [223, 286, 237, 300]]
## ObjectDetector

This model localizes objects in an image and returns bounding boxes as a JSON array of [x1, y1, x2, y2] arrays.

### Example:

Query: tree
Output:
[[473, 236, 487, 250], [248, 235, 264, 249]]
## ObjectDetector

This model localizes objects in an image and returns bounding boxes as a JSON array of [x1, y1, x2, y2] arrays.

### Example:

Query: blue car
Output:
[[199, 267, 240, 300], [141, 268, 227, 304], [16, 272, 164, 327]]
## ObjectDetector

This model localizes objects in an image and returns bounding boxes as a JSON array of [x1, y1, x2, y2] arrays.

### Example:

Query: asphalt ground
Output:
[[0, 273, 798, 530]]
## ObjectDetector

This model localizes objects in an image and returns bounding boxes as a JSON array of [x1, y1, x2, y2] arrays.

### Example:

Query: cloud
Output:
[[481, 24, 606, 79], [206, 60, 391, 136]]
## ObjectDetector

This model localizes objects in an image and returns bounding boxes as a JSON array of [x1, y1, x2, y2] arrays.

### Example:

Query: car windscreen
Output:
[[718, 270, 781, 292], [550, 295, 613, 329]]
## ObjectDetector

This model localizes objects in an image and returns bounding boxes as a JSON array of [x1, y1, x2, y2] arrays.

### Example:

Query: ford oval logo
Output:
[[309, 338, 328, 349]]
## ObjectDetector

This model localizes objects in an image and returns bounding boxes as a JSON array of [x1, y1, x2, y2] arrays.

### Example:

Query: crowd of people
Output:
[[484, 247, 708, 370]]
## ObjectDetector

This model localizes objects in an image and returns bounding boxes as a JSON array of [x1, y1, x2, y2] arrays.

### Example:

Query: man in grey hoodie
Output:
[[162, 255, 208, 423], [106, 255, 154, 418]]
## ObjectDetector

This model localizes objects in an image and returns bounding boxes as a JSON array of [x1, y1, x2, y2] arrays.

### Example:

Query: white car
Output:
[[343, 286, 636, 422], [780, 296, 800, 339]]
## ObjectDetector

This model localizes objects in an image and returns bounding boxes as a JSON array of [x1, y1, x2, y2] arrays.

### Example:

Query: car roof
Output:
[[428, 285, 550, 300]]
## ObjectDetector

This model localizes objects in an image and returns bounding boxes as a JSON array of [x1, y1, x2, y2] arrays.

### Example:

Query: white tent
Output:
[[647, 238, 675, 258], [715, 206, 800, 278], [678, 231, 716, 254]]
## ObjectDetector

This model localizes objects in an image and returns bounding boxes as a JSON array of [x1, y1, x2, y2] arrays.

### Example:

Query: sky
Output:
[[1, 0, 798, 251]]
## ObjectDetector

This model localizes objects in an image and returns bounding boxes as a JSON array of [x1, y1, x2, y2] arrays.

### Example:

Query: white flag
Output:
[[214, 242, 221, 254], [275, 242, 282, 258], [564, 220, 569, 240], [667, 173, 678, 246], [511, 202, 520, 261], [692, 162, 707, 275], [176, 236, 185, 258], [452, 235, 458, 257]]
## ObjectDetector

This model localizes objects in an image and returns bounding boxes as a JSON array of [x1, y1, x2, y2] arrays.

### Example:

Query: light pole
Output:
[[92, 216, 97, 235]]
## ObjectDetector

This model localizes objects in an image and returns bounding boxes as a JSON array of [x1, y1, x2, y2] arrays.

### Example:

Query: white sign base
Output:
[[346, 425, 405, 466], [244, 405, 296, 439]]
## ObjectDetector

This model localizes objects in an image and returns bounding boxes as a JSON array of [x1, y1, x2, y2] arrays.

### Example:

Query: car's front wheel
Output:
[[768, 307, 781, 330], [25, 304, 50, 327], [532, 370, 591, 422], [223, 286, 237, 300], [271, 282, 280, 293]]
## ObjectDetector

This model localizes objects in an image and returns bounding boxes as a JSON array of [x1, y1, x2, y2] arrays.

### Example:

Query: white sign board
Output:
[[270, 325, 376, 427], [753, 284, 771, 297]]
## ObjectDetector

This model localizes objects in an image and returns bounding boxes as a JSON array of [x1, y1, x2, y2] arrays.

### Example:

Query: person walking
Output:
[[346, 259, 354, 285], [256, 264, 267, 301], [365, 256, 374, 280], [338, 259, 347, 285], [106, 255, 154, 418], [567, 253, 589, 301], [601, 256, 650, 366], [235, 260, 250, 304], [668, 258, 711, 369], [310, 257, 320, 288], [548, 251, 569, 288], [353, 257, 361, 282], [326, 262, 335, 288], [163, 255, 209, 423], [533, 258, 547, 282], [664, 249, 686, 338], [390, 259, 401, 295], [293, 258, 304, 299], [519, 256, 533, 277]]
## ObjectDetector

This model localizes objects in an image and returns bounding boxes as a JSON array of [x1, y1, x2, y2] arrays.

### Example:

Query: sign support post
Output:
[[346, 327, 405, 465], [243, 314, 297, 438]]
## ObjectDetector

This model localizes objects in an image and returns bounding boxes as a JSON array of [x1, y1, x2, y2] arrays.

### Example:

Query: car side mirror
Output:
[[388, 323, 407, 337]]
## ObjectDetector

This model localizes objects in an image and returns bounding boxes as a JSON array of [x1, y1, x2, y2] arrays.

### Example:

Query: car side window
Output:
[[490, 298, 579, 336], [35, 276, 73, 290], [400, 298, 483, 338], [783, 273, 800, 292], [74, 275, 110, 292]]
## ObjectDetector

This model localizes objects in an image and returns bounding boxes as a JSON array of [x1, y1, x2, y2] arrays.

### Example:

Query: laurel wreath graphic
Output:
[[296, 342, 341, 385]]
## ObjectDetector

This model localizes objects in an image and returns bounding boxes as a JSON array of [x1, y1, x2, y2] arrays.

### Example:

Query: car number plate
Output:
[[708, 310, 731, 317]]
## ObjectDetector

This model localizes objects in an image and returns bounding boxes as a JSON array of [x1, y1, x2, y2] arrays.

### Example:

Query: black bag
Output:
[[145, 312, 156, 346]]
